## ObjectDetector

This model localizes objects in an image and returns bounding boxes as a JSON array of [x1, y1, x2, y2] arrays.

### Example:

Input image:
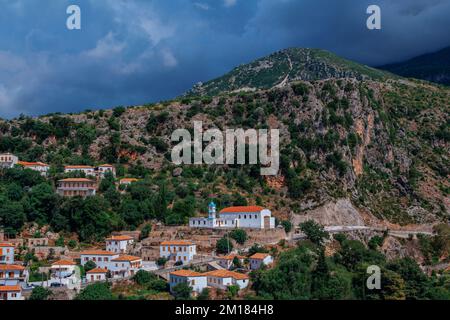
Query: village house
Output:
[[0, 285, 23, 300], [109, 255, 142, 278], [80, 250, 118, 270], [97, 164, 116, 178], [0, 153, 18, 169], [249, 253, 273, 270], [217, 254, 246, 270], [0, 265, 26, 283], [159, 240, 196, 264], [50, 260, 77, 279], [169, 269, 208, 294], [86, 268, 108, 283], [18, 161, 50, 176], [189, 203, 276, 229], [64, 165, 95, 176], [205, 270, 249, 290], [119, 178, 139, 185], [106, 235, 134, 254], [0, 243, 14, 264], [57, 178, 96, 197]]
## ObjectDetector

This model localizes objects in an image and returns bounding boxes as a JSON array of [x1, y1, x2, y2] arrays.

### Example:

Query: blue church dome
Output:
[[208, 201, 216, 208]]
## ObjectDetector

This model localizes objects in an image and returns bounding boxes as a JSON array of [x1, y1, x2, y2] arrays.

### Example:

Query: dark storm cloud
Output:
[[0, 0, 448, 118]]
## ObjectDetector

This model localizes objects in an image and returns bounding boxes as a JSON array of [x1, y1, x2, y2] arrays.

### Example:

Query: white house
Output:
[[109, 255, 142, 278], [50, 260, 77, 279], [0, 265, 26, 282], [18, 161, 50, 176], [189, 203, 275, 229], [0, 285, 23, 300], [106, 235, 134, 254], [80, 250, 119, 270], [97, 164, 116, 178], [64, 165, 95, 176], [205, 270, 249, 290], [86, 268, 108, 282], [0, 153, 18, 169], [0, 243, 14, 264], [169, 269, 207, 294], [249, 253, 273, 270], [160, 241, 196, 264], [217, 254, 246, 270]]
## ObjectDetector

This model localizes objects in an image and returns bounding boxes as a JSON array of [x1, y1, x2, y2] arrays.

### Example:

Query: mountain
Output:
[[380, 46, 450, 86], [187, 48, 393, 96], [0, 48, 448, 238]]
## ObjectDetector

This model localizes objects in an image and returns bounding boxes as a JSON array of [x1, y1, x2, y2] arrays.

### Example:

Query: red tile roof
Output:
[[160, 240, 194, 246], [0, 264, 25, 271], [106, 235, 133, 241], [205, 270, 249, 280], [249, 253, 271, 260], [87, 268, 108, 274], [58, 178, 95, 182], [51, 259, 76, 266], [219, 206, 264, 214], [18, 161, 49, 167], [170, 269, 203, 277], [0, 285, 21, 292], [111, 255, 141, 262], [0, 242, 14, 247], [65, 165, 94, 169]]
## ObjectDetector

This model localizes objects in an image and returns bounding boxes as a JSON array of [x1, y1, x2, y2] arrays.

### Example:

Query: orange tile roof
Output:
[[87, 268, 108, 274], [205, 270, 249, 280], [111, 255, 141, 262], [249, 253, 270, 260], [170, 269, 203, 277], [106, 235, 133, 241], [98, 164, 114, 168], [51, 259, 76, 266], [80, 250, 116, 256], [120, 178, 139, 183], [160, 240, 194, 246], [0, 285, 21, 292], [65, 165, 94, 169], [0, 264, 25, 271], [58, 178, 95, 182], [18, 161, 49, 167], [219, 206, 264, 214], [0, 242, 14, 247]]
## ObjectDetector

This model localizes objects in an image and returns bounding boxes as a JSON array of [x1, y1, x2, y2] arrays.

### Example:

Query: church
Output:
[[189, 202, 275, 229]]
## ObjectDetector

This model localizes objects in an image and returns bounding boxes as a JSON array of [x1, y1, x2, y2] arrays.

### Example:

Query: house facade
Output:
[[106, 235, 134, 254], [86, 268, 108, 282], [0, 285, 23, 300], [0, 265, 26, 282], [80, 250, 118, 270], [57, 178, 96, 197], [64, 165, 95, 176], [189, 203, 275, 229], [97, 164, 116, 178], [249, 253, 273, 270], [205, 270, 249, 290], [169, 270, 207, 294], [217, 254, 245, 270], [0, 243, 14, 264], [159, 241, 196, 264], [109, 255, 142, 278], [0, 153, 18, 169], [18, 161, 49, 176]]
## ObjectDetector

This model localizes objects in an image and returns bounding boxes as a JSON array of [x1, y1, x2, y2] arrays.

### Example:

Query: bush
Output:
[[281, 220, 293, 233], [76, 282, 113, 300], [216, 237, 233, 254], [29, 286, 52, 300], [229, 229, 248, 245], [299, 220, 329, 246]]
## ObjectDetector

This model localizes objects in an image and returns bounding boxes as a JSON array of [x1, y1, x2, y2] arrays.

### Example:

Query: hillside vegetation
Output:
[[0, 48, 449, 240]]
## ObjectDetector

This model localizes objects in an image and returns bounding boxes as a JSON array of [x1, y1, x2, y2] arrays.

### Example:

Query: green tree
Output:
[[76, 282, 113, 300], [197, 288, 210, 300], [216, 237, 233, 254], [299, 220, 329, 246], [281, 220, 293, 233], [29, 286, 52, 300], [84, 260, 97, 273], [172, 282, 192, 300], [229, 229, 248, 245]]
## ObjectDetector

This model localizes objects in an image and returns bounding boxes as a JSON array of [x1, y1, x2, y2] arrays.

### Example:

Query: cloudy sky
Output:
[[0, 0, 449, 118]]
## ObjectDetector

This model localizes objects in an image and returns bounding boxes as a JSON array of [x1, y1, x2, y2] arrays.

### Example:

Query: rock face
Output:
[[292, 199, 365, 226]]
